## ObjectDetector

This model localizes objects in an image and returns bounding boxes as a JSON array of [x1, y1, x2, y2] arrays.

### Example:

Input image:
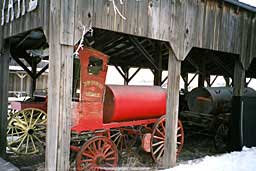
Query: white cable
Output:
[[112, 0, 126, 20], [74, 23, 93, 56]]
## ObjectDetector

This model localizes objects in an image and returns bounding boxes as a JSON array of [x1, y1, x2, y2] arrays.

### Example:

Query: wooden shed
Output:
[[0, 0, 256, 170]]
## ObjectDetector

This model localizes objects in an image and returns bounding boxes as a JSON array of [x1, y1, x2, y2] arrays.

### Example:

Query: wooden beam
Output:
[[245, 78, 252, 87], [128, 68, 141, 83], [0, 46, 10, 158], [224, 76, 230, 87], [161, 75, 168, 86], [181, 73, 189, 92], [233, 59, 245, 96], [46, 0, 75, 170], [188, 73, 198, 86], [31, 58, 37, 96], [198, 58, 206, 87], [114, 65, 129, 83], [154, 42, 162, 86], [163, 47, 181, 168], [211, 55, 233, 78], [128, 36, 159, 70], [210, 75, 218, 87], [35, 64, 49, 79], [121, 66, 129, 85], [11, 55, 33, 78]]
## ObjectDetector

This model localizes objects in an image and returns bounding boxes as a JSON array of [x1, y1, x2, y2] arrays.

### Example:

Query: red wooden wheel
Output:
[[76, 136, 118, 171], [110, 127, 137, 151], [150, 116, 184, 163]]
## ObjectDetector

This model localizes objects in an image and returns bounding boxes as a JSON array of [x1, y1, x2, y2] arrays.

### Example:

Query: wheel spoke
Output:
[[76, 136, 118, 170], [30, 135, 37, 152], [16, 134, 27, 151], [157, 147, 164, 160], [156, 127, 165, 138], [152, 140, 164, 147], [153, 135, 164, 141], [31, 112, 43, 127], [105, 150, 115, 158], [29, 109, 34, 126], [153, 143, 164, 155], [82, 152, 94, 159]]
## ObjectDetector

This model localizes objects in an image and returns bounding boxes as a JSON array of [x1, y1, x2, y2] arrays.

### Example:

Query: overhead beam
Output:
[[128, 36, 159, 70], [211, 55, 233, 77]]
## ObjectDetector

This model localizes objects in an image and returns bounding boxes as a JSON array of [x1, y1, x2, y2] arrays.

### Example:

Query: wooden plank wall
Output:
[[74, 0, 256, 66], [0, 0, 50, 39], [46, 0, 75, 170]]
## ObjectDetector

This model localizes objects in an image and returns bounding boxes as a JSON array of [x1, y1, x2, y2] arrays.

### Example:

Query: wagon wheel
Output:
[[76, 136, 118, 171], [150, 116, 184, 163], [7, 109, 18, 121], [214, 122, 229, 152], [109, 127, 137, 151], [7, 108, 47, 155]]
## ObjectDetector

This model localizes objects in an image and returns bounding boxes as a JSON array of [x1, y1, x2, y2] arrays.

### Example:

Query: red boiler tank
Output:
[[103, 85, 167, 123]]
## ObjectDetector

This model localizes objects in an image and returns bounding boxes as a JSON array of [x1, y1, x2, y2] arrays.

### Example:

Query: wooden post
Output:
[[163, 47, 181, 168], [233, 59, 245, 96], [198, 59, 205, 87], [31, 58, 37, 97], [154, 42, 162, 86], [122, 67, 129, 85], [224, 76, 230, 87], [0, 45, 10, 158], [46, 0, 75, 170], [181, 73, 188, 93], [205, 75, 211, 87]]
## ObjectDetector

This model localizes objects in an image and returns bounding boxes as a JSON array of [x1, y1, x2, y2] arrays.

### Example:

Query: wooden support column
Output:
[[163, 47, 181, 168], [181, 73, 188, 93], [154, 42, 162, 86], [0, 45, 10, 158], [205, 75, 211, 87], [198, 59, 205, 87], [46, 0, 75, 170], [233, 59, 245, 96], [122, 67, 129, 85], [224, 76, 230, 87], [31, 58, 37, 97]]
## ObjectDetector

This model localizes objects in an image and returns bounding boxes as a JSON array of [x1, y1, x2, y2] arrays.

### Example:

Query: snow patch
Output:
[[165, 147, 256, 171]]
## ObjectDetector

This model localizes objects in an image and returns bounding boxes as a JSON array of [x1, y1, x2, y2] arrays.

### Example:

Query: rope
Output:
[[112, 0, 126, 20], [73, 21, 93, 57]]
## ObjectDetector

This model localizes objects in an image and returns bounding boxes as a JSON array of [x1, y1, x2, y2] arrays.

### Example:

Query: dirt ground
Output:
[[7, 133, 220, 171]]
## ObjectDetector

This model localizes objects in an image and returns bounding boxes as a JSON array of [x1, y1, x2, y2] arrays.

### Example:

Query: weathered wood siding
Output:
[[0, 0, 49, 39], [74, 0, 256, 68]]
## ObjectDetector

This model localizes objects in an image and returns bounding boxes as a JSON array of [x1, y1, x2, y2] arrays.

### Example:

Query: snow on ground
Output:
[[166, 147, 256, 171]]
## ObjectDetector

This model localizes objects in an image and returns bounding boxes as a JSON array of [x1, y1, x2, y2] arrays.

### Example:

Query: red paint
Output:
[[142, 133, 152, 152], [103, 85, 167, 123], [10, 100, 47, 112]]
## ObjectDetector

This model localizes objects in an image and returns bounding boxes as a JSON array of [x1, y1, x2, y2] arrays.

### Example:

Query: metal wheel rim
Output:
[[7, 108, 47, 155], [150, 116, 184, 163], [76, 136, 118, 171]]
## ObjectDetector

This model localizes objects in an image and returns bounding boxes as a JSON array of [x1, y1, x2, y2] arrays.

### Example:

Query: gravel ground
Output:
[[6, 133, 220, 171]]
